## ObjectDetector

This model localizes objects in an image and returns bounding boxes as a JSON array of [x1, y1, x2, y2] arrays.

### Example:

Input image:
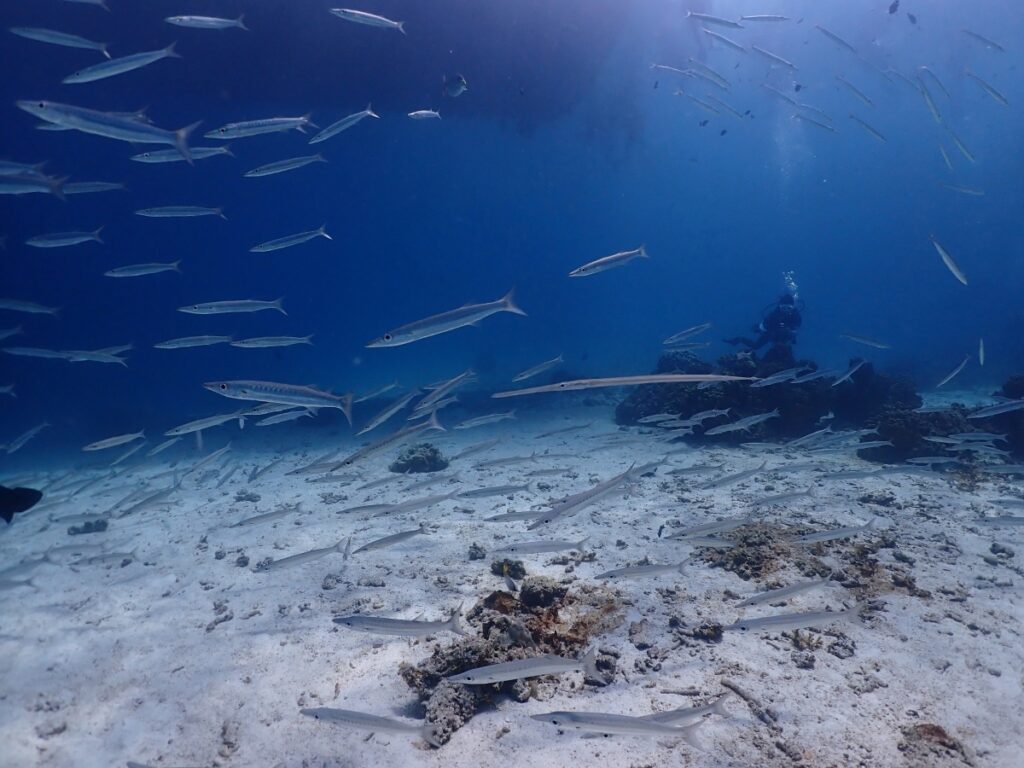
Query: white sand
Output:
[[1, 403, 1022, 768]]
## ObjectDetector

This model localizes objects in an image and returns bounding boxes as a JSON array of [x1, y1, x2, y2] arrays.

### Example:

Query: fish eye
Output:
[[219, 384, 227, 391], [383, 333, 392, 341], [551, 719, 559, 725], [38, 102, 45, 108]]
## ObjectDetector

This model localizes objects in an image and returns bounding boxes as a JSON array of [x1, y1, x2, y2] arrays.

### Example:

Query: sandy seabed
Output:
[[1, 400, 1022, 768]]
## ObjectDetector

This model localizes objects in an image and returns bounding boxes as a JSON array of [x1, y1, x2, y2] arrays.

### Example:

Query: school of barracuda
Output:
[[1, 3, 1022, 766]]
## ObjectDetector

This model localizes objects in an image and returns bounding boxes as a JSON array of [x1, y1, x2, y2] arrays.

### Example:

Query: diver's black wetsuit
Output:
[[725, 295, 802, 351]]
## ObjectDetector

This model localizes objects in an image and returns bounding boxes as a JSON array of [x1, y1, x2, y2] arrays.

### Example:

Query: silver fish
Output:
[[64, 181, 125, 195], [492, 537, 587, 556], [5, 421, 50, 454], [131, 146, 232, 163], [230, 335, 313, 349], [752, 45, 797, 70], [11, 26, 109, 57], [166, 15, 248, 31], [836, 75, 872, 107], [63, 43, 179, 84], [232, 504, 298, 527], [105, 261, 180, 278], [136, 205, 225, 219], [454, 410, 516, 430], [569, 245, 648, 277], [451, 437, 501, 460], [595, 562, 684, 580], [685, 11, 742, 28], [203, 381, 352, 424], [969, 400, 1024, 419], [930, 235, 968, 286], [794, 519, 875, 543], [531, 711, 701, 742], [723, 605, 863, 633], [329, 412, 442, 470], [699, 461, 767, 490], [244, 154, 326, 177], [250, 225, 331, 252], [354, 381, 400, 403], [358, 390, 419, 435], [26, 228, 103, 248], [333, 608, 468, 637], [666, 514, 752, 539], [147, 437, 181, 457], [260, 538, 349, 571], [154, 335, 232, 349], [368, 290, 525, 347], [300, 708, 438, 748], [165, 412, 242, 436], [206, 115, 313, 139], [82, 430, 144, 452], [848, 114, 886, 143], [447, 648, 597, 685], [663, 322, 712, 345], [513, 353, 564, 382], [179, 298, 285, 315], [831, 360, 867, 387], [0, 296, 58, 315], [528, 464, 637, 530], [351, 524, 428, 554], [17, 100, 200, 162], [457, 482, 532, 499], [408, 109, 440, 119], [494, 374, 751, 398], [815, 24, 857, 53], [329, 8, 406, 34], [308, 104, 379, 144], [962, 29, 1004, 52], [936, 355, 970, 388], [737, 577, 832, 607], [370, 491, 457, 518]]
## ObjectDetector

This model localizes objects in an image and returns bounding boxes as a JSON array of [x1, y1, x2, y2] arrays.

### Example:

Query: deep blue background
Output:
[[1, 0, 1022, 464]]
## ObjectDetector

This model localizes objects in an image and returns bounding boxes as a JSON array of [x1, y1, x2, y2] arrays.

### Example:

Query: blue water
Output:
[[1, 0, 1022, 460]]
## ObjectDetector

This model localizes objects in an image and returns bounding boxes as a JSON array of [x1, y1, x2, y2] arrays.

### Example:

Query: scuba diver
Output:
[[725, 271, 803, 356]]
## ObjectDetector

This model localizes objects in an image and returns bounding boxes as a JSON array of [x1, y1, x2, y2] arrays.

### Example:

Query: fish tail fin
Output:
[[303, 334, 314, 344], [172, 260, 182, 272], [575, 536, 590, 551], [338, 392, 354, 427], [301, 112, 318, 130], [315, 153, 327, 163], [427, 410, 445, 432], [421, 723, 441, 748], [680, 722, 705, 751], [174, 120, 202, 164], [50, 175, 69, 201], [165, 41, 181, 58], [318, 224, 332, 240], [500, 287, 527, 316], [448, 603, 470, 636], [711, 693, 732, 718], [581, 645, 602, 682], [92, 225, 105, 243], [236, 14, 249, 31], [398, 21, 407, 35], [100, 43, 111, 59], [367, 103, 380, 119], [273, 297, 287, 315], [222, 144, 236, 157], [216, 207, 228, 220], [639, 243, 649, 258]]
